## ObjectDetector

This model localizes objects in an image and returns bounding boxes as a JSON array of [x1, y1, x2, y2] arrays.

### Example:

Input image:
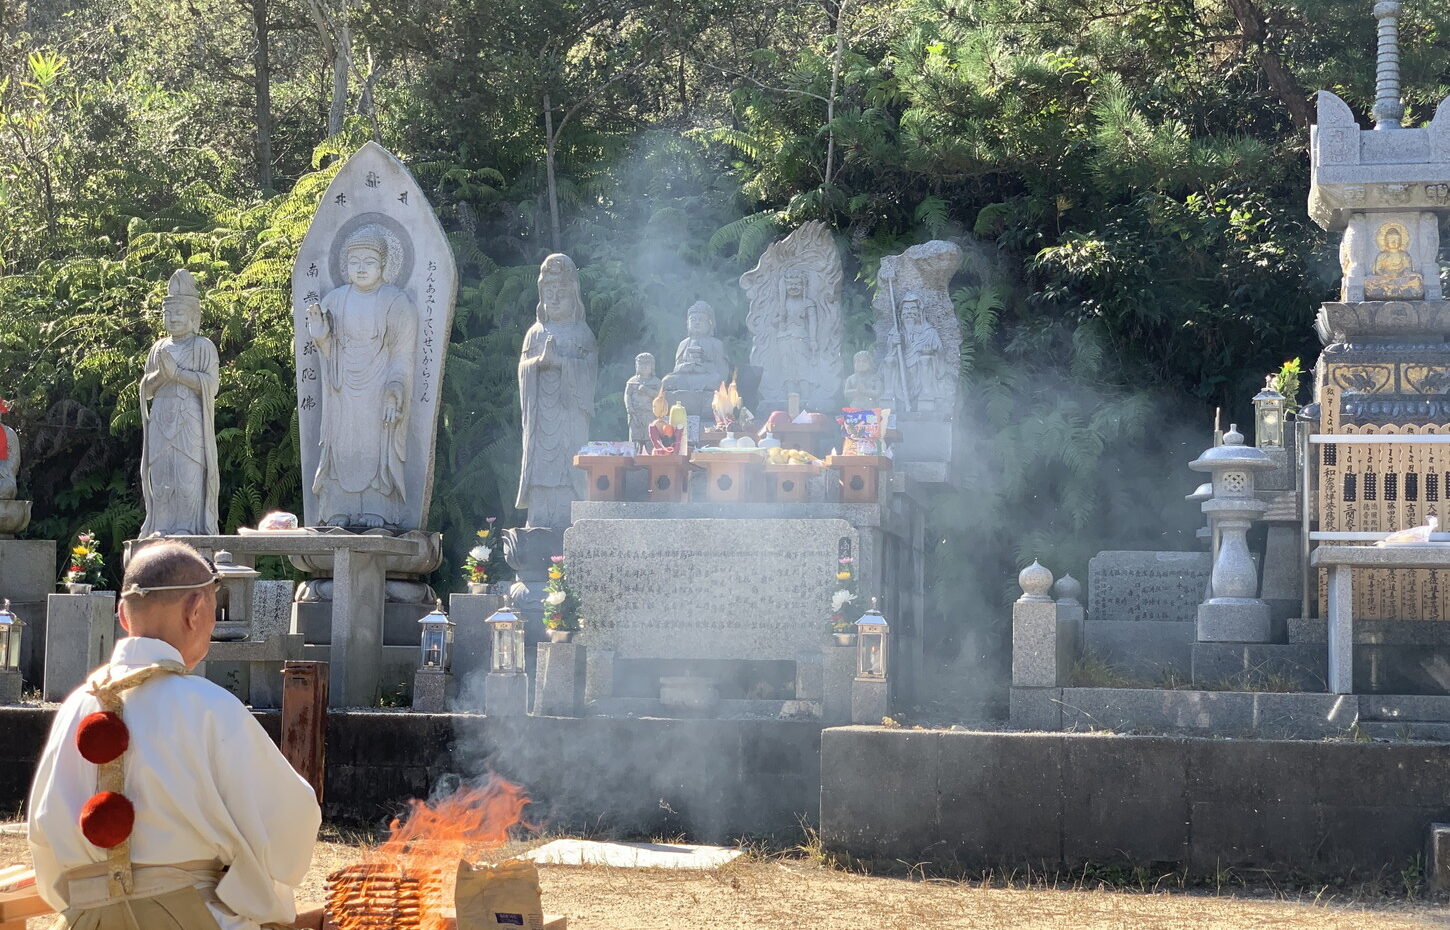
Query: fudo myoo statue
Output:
[[305, 225, 417, 527], [139, 270, 220, 537], [292, 141, 458, 533], [625, 352, 661, 451], [517, 253, 598, 529]]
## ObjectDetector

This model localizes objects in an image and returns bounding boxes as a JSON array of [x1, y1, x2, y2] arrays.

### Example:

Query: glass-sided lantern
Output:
[[1252, 377, 1286, 449], [418, 599, 455, 671], [855, 598, 889, 681], [488, 597, 527, 674], [0, 599, 23, 672]]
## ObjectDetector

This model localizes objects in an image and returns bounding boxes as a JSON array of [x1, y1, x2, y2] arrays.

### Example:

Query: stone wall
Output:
[[1, 708, 821, 843], [821, 727, 1450, 876]]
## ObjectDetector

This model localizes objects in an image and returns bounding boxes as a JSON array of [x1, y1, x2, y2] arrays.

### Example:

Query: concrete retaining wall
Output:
[[1, 708, 821, 843], [820, 727, 1450, 876]]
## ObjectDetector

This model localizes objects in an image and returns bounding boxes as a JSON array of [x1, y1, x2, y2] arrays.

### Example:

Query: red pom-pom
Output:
[[79, 792, 134, 849], [75, 712, 129, 764]]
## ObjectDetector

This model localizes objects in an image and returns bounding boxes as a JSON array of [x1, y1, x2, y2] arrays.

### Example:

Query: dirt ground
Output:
[[5, 825, 1450, 930]]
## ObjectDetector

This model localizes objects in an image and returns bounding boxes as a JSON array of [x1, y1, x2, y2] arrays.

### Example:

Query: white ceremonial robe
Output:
[[27, 637, 322, 930]]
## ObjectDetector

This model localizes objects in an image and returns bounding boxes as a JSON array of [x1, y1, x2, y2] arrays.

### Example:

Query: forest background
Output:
[[2, 0, 1448, 682]]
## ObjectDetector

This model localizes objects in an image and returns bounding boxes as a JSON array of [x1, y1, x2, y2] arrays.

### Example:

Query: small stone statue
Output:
[[1364, 221, 1426, 300], [306, 225, 416, 528], [662, 343, 717, 424], [843, 351, 884, 410], [624, 353, 661, 451], [0, 399, 28, 537], [889, 293, 949, 409], [517, 253, 599, 529], [140, 270, 220, 537], [675, 301, 730, 389]]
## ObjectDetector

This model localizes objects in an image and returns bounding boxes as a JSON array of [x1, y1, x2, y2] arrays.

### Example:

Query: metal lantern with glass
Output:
[[0, 598, 23, 673], [212, 549, 260, 641], [418, 599, 455, 671], [487, 596, 527, 674], [855, 598, 889, 680], [1252, 377, 1286, 449]]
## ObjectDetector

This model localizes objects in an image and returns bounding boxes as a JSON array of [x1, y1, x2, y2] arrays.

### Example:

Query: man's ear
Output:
[[117, 600, 134, 635], [182, 591, 207, 630]]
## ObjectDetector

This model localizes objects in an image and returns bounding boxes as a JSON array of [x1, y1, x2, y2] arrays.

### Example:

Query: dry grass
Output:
[[5, 824, 1450, 930]]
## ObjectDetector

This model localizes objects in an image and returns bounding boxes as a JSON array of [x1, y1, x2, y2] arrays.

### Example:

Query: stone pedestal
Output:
[[1012, 598, 1076, 687], [43, 592, 115, 702], [485, 670, 529, 717], [412, 667, 451, 713], [534, 641, 585, 717], [0, 539, 55, 685], [1196, 600, 1273, 643], [850, 677, 889, 724], [0, 668, 20, 704], [822, 644, 855, 725]]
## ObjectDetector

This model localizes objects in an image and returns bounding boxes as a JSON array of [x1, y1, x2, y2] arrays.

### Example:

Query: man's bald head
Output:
[[119, 543, 218, 667]]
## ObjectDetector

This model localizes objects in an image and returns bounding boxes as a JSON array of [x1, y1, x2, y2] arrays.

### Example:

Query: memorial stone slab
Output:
[[43, 592, 116, 702], [1087, 550, 1212, 623], [565, 518, 853, 661]]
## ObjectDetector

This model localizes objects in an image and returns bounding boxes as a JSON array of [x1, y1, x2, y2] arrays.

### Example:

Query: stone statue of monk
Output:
[[517, 253, 598, 529], [625, 352, 661, 451], [140, 270, 219, 537], [305, 225, 417, 528]]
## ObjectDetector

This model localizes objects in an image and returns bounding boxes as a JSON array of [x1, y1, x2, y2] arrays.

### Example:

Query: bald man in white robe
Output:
[[27, 542, 323, 929]]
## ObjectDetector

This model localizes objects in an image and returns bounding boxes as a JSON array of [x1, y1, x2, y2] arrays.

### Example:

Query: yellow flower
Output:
[[836, 571, 851, 581], [72, 546, 90, 557], [477, 529, 491, 538], [548, 568, 563, 580]]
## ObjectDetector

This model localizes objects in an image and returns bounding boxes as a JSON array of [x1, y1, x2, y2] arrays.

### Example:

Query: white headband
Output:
[[121, 573, 220, 598]]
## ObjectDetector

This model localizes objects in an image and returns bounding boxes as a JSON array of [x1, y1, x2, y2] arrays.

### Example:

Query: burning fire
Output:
[[327, 776, 530, 930], [712, 376, 747, 429]]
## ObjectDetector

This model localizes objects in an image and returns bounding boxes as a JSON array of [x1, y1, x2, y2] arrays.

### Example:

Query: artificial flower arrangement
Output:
[[65, 531, 105, 588], [462, 518, 499, 588], [541, 555, 581, 632], [829, 555, 860, 634]]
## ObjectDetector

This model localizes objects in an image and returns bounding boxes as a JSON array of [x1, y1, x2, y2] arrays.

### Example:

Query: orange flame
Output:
[[330, 776, 530, 930]]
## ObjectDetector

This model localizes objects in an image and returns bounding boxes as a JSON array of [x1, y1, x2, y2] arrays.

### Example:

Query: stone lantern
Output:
[[1189, 425, 1274, 643], [1252, 377, 1287, 449], [855, 599, 889, 680], [850, 598, 890, 723], [412, 599, 454, 713], [212, 550, 260, 642], [417, 599, 455, 672], [484, 596, 529, 716], [0, 599, 23, 703]]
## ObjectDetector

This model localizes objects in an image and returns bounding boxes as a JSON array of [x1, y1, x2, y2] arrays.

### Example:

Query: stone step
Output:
[[1356, 720, 1450, 742], [1359, 694, 1450, 722]]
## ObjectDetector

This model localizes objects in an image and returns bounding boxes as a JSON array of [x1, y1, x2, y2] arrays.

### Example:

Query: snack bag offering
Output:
[[837, 408, 891, 456]]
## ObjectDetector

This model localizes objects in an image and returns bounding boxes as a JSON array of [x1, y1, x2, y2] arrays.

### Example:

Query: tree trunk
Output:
[[328, 0, 351, 136], [543, 92, 562, 253], [824, 0, 849, 184], [1225, 0, 1312, 131], [252, 0, 274, 190]]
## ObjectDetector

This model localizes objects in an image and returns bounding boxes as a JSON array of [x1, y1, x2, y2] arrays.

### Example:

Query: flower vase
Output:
[[832, 632, 857, 647], [467, 582, 488, 595], [66, 582, 93, 595], [547, 629, 577, 644]]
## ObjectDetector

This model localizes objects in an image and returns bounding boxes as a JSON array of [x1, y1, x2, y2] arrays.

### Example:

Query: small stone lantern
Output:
[[0, 599, 23, 704], [212, 550, 260, 642], [418, 599, 454, 672], [855, 599, 889, 680], [850, 598, 890, 723], [484, 596, 530, 717], [1252, 377, 1287, 449], [1189, 425, 1274, 643]]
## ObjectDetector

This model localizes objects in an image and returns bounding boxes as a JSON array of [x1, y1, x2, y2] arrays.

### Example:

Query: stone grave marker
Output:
[[1087, 550, 1212, 623]]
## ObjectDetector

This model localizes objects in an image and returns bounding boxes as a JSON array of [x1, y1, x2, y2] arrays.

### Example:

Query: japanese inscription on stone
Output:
[[1087, 550, 1212, 623]]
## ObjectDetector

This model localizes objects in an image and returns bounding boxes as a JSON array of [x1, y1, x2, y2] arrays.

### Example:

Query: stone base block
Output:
[[43, 592, 116, 702], [534, 642, 586, 717], [1082, 620, 1194, 680], [0, 669, 20, 704], [1191, 643, 1327, 691], [412, 668, 451, 713], [1012, 600, 1076, 687], [822, 645, 855, 725], [485, 671, 529, 717], [1196, 601, 1272, 643], [1429, 823, 1450, 894], [1008, 686, 1063, 730], [850, 678, 889, 724]]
